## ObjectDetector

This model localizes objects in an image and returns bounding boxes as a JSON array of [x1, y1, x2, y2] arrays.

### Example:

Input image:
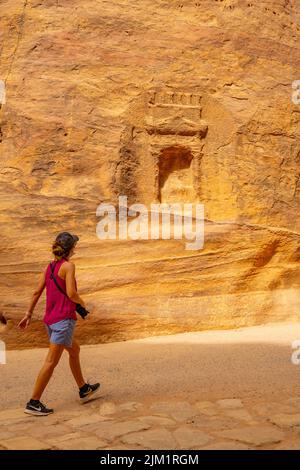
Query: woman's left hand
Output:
[[18, 313, 32, 329]]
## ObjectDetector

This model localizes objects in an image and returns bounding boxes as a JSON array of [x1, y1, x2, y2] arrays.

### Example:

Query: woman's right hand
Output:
[[18, 312, 32, 329]]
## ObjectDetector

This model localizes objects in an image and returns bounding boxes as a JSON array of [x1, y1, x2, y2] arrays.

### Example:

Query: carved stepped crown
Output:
[[148, 91, 202, 107], [145, 90, 208, 137]]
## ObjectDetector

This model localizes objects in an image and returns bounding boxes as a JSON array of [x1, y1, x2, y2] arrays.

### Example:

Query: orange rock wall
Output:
[[1, 0, 300, 348]]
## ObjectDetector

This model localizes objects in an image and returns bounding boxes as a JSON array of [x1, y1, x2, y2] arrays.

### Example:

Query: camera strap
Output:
[[49, 261, 70, 299]]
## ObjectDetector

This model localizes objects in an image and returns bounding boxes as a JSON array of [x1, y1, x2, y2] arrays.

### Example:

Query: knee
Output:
[[45, 357, 60, 371], [69, 343, 80, 358]]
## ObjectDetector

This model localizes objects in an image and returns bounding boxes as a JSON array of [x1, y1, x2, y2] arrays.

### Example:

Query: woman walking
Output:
[[18, 232, 100, 416]]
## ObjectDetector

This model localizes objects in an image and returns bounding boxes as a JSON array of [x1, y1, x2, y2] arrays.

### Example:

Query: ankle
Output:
[[79, 383, 89, 393]]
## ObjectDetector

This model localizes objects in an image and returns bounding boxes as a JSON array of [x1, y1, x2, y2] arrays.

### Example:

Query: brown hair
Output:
[[52, 232, 79, 259]]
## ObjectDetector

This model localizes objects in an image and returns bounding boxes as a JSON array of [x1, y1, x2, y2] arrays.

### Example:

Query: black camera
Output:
[[76, 303, 89, 319]]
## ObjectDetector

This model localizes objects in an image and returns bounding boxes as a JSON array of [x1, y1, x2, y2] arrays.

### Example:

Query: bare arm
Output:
[[65, 262, 86, 308], [18, 268, 46, 329]]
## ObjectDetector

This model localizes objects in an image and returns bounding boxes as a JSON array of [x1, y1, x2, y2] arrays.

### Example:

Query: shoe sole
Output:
[[80, 385, 101, 404], [24, 409, 53, 416]]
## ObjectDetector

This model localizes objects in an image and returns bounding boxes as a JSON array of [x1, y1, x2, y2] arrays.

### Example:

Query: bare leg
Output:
[[64, 340, 85, 388], [31, 343, 64, 400]]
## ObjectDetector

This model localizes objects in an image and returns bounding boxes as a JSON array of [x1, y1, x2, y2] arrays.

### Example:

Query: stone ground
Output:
[[2, 322, 300, 450], [2, 396, 300, 450]]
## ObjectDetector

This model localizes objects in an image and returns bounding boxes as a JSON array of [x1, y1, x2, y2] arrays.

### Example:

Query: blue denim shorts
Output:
[[45, 319, 76, 348]]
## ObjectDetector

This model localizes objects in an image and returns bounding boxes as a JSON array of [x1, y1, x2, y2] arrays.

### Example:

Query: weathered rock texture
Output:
[[1, 0, 300, 348]]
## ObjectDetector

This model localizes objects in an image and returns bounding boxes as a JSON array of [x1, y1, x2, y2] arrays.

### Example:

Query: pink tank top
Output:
[[44, 258, 77, 325]]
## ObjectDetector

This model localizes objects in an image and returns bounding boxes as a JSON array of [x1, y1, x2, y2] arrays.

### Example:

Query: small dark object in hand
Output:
[[76, 303, 89, 320]]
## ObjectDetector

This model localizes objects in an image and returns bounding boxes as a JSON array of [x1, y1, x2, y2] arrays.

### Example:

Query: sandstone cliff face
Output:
[[1, 0, 300, 348]]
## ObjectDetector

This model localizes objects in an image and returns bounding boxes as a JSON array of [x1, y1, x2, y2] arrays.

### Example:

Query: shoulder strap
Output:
[[49, 261, 68, 298]]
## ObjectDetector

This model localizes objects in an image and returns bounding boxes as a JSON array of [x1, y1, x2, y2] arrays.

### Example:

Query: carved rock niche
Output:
[[116, 88, 236, 218]]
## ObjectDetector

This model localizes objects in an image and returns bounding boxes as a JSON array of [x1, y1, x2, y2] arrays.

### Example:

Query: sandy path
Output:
[[1, 322, 300, 411]]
